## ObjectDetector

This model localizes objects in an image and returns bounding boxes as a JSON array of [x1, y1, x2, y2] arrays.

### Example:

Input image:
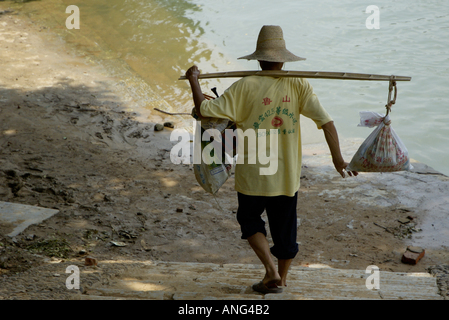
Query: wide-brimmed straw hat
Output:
[[238, 25, 306, 63]]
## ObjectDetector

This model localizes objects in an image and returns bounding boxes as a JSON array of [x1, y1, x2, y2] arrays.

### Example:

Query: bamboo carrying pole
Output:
[[178, 70, 411, 81]]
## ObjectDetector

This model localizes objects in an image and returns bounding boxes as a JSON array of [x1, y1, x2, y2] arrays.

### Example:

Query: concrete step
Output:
[[78, 261, 442, 300]]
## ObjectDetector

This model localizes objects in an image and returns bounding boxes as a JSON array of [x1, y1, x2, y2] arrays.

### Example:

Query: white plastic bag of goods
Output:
[[193, 154, 233, 195], [346, 111, 413, 172], [193, 115, 234, 194]]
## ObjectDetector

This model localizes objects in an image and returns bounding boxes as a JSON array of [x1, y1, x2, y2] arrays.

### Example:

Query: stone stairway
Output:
[[77, 261, 442, 300]]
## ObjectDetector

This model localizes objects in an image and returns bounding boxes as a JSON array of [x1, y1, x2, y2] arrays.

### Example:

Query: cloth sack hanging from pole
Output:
[[346, 111, 413, 172]]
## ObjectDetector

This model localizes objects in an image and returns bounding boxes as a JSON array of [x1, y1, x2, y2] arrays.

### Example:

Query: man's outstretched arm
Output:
[[185, 65, 205, 118], [322, 121, 358, 178]]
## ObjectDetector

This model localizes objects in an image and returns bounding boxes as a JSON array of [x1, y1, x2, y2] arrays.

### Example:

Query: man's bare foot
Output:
[[276, 280, 287, 287], [263, 273, 281, 288]]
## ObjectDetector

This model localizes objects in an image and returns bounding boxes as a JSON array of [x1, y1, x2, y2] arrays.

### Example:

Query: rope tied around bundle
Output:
[[384, 75, 397, 125]]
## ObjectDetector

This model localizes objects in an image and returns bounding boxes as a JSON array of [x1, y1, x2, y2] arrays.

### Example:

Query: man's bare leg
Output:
[[277, 259, 293, 287], [247, 232, 281, 286]]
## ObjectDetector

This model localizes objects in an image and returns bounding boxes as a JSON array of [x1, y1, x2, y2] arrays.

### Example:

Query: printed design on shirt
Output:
[[262, 97, 272, 106], [257, 128, 295, 137], [253, 105, 298, 134], [282, 95, 291, 102], [271, 116, 283, 128], [253, 106, 275, 129]]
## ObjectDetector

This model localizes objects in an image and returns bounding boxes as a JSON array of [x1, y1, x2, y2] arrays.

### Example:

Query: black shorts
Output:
[[236, 192, 299, 260]]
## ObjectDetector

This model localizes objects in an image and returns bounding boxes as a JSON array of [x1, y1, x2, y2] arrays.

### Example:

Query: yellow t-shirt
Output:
[[200, 76, 332, 197]]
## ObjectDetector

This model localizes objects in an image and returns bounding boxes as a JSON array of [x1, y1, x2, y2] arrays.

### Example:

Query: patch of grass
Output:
[[25, 238, 72, 258]]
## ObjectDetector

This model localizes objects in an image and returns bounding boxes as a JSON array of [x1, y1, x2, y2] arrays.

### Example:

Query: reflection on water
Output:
[[58, 0, 211, 111], [11, 0, 215, 114]]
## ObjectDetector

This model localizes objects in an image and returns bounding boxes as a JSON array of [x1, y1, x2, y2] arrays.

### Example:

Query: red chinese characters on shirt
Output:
[[282, 95, 290, 102], [262, 97, 272, 106]]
